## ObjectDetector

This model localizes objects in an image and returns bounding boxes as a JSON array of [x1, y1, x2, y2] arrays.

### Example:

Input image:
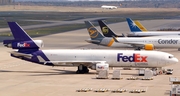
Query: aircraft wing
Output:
[[44, 61, 106, 66], [112, 36, 145, 47], [85, 39, 101, 43], [122, 42, 145, 47]]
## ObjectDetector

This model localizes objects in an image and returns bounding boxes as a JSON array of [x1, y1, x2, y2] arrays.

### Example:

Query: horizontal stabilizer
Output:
[[9, 51, 32, 58], [85, 39, 100, 43]]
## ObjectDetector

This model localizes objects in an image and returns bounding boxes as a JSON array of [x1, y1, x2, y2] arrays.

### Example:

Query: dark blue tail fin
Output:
[[8, 22, 32, 41], [3, 22, 41, 50], [126, 18, 142, 32], [98, 20, 120, 37]]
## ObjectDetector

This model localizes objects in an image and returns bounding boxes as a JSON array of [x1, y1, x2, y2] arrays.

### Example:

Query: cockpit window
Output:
[[169, 56, 174, 59]]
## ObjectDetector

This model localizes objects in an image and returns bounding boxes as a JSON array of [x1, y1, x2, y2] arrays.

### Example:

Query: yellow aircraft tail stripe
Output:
[[134, 21, 148, 32], [107, 38, 114, 47]]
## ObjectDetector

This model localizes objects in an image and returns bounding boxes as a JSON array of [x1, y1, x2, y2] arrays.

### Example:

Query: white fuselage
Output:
[[99, 37, 180, 48], [130, 31, 180, 36], [101, 5, 117, 9], [40, 49, 177, 68]]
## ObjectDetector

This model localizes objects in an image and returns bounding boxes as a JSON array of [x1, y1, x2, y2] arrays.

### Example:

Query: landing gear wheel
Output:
[[178, 48, 180, 51], [76, 65, 89, 74], [135, 47, 141, 50], [84, 66, 89, 73]]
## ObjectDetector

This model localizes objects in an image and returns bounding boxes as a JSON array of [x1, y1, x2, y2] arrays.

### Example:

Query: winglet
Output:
[[112, 36, 119, 42], [121, 33, 126, 37]]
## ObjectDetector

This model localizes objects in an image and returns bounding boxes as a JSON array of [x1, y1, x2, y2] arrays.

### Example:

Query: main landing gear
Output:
[[135, 47, 141, 50], [76, 65, 89, 74]]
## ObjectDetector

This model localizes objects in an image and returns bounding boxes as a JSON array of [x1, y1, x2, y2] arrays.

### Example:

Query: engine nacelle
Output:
[[3, 40, 43, 49], [144, 44, 154, 50], [89, 62, 109, 71], [33, 40, 44, 48]]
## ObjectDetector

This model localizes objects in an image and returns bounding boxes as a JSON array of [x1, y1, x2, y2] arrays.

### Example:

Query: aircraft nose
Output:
[[172, 58, 179, 64]]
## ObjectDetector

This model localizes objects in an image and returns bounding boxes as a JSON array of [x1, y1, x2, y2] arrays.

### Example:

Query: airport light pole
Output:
[[13, 0, 15, 9]]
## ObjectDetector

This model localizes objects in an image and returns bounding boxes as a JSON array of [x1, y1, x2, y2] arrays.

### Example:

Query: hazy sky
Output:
[[16, 0, 124, 1]]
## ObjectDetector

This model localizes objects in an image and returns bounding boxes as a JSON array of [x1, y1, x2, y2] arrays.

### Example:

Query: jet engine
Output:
[[89, 62, 109, 71], [144, 44, 154, 50], [3, 40, 43, 49]]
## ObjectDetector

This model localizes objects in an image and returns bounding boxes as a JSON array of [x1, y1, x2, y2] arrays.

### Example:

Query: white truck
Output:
[[138, 69, 145, 76], [166, 68, 173, 75]]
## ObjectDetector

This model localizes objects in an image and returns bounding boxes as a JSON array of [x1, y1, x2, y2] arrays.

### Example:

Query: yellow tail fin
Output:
[[134, 21, 148, 32]]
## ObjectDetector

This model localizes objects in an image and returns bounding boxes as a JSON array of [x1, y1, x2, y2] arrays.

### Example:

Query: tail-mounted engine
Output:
[[3, 40, 43, 49]]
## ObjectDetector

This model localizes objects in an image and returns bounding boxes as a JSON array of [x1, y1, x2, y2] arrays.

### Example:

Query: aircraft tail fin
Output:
[[3, 22, 40, 51], [98, 20, 119, 37], [133, 20, 148, 32], [8, 22, 32, 41], [126, 18, 142, 32], [84, 21, 104, 40]]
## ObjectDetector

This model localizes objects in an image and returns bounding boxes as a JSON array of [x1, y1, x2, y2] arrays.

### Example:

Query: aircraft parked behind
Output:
[[85, 21, 180, 50], [101, 5, 117, 9], [126, 18, 180, 37]]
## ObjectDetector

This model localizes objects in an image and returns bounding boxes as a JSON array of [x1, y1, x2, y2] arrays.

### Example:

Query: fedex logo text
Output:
[[117, 53, 147, 62], [97, 66, 104, 69], [17, 43, 30, 47]]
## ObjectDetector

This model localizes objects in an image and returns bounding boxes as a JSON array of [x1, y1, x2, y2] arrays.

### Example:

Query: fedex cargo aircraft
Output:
[[3, 22, 178, 74]]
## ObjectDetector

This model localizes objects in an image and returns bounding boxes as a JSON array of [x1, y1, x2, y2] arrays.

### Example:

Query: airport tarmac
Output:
[[0, 19, 180, 96]]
